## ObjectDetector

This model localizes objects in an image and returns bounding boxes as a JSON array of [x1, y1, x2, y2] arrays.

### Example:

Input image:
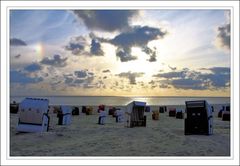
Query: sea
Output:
[[10, 96, 230, 106]]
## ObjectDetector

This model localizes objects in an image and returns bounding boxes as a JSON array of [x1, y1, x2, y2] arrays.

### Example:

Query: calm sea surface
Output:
[[10, 96, 230, 106]]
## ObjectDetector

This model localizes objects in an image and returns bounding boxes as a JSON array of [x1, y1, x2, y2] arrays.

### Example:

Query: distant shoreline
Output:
[[10, 95, 230, 98]]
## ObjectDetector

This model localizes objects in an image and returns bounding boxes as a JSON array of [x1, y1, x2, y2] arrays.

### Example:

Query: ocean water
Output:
[[10, 96, 230, 106]]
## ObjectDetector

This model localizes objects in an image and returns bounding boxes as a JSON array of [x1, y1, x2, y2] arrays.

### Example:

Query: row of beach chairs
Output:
[[13, 98, 229, 136]]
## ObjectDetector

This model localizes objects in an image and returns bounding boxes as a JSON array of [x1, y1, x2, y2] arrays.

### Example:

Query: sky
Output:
[[10, 9, 231, 97]]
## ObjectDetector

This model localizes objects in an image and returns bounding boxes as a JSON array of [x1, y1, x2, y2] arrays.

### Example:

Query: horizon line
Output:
[[10, 95, 230, 98]]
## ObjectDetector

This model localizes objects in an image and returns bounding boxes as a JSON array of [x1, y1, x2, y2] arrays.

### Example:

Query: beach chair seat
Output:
[[218, 106, 225, 118], [98, 110, 107, 125], [218, 111, 222, 118], [10, 102, 19, 114], [58, 106, 72, 125], [16, 98, 50, 133], [169, 108, 176, 117], [98, 105, 105, 113], [116, 109, 124, 123], [86, 107, 93, 115], [185, 100, 213, 135], [176, 110, 184, 119], [159, 106, 167, 113], [145, 106, 151, 112], [222, 105, 230, 121], [72, 107, 80, 115], [152, 111, 159, 120], [108, 107, 116, 115], [82, 106, 87, 113]]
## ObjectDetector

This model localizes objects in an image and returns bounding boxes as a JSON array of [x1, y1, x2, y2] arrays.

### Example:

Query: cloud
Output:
[[101, 25, 167, 62], [102, 69, 110, 73], [142, 47, 157, 62], [24, 63, 42, 72], [64, 70, 95, 88], [215, 23, 230, 50], [171, 78, 205, 90], [14, 54, 21, 59], [65, 43, 85, 55], [10, 38, 27, 46], [90, 39, 104, 56], [74, 70, 88, 78], [65, 35, 104, 56], [153, 71, 187, 79], [168, 65, 177, 71], [65, 36, 86, 55], [159, 84, 170, 89], [116, 48, 137, 62], [40, 54, 67, 67], [153, 67, 230, 90], [110, 26, 166, 48], [10, 70, 43, 84], [199, 67, 230, 88], [116, 71, 144, 84], [73, 10, 138, 32]]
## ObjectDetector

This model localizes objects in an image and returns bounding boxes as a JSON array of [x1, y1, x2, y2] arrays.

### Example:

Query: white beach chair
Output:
[[116, 109, 124, 123], [98, 110, 107, 125], [16, 98, 50, 132], [58, 106, 72, 125], [125, 101, 146, 128]]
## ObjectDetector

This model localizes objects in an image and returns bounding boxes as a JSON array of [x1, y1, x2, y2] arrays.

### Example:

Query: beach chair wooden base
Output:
[[218, 111, 222, 118], [176, 112, 183, 119], [222, 114, 230, 121], [169, 111, 176, 117]]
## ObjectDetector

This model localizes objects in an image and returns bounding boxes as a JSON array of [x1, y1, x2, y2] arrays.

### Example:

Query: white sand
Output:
[[10, 105, 230, 156]]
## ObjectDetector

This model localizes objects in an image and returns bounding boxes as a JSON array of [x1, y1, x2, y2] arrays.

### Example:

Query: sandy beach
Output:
[[10, 105, 230, 156]]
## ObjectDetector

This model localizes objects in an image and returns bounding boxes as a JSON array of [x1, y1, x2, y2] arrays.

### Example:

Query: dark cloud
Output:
[[116, 71, 144, 84], [90, 39, 104, 56], [168, 65, 177, 71], [198, 67, 230, 88], [74, 70, 88, 78], [64, 76, 74, 84], [142, 47, 157, 62], [153, 67, 230, 90], [24, 63, 42, 72], [40, 54, 67, 67], [10, 38, 27, 46], [110, 26, 166, 48], [65, 36, 86, 55], [102, 69, 110, 73], [100, 26, 166, 62], [216, 23, 230, 50], [153, 71, 187, 79], [73, 10, 138, 32], [65, 43, 85, 55], [171, 78, 205, 90], [65, 36, 104, 56], [10, 70, 43, 84], [116, 48, 137, 62], [14, 54, 21, 59]]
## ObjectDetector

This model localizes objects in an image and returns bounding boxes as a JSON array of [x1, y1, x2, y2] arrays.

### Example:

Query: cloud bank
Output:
[[73, 10, 138, 32]]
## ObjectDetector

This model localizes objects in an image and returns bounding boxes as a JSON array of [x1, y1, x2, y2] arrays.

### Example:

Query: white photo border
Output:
[[1, 1, 239, 165]]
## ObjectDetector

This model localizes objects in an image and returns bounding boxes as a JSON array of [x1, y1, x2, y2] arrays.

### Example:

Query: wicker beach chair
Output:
[[16, 98, 50, 132], [185, 100, 213, 135], [125, 101, 146, 128]]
